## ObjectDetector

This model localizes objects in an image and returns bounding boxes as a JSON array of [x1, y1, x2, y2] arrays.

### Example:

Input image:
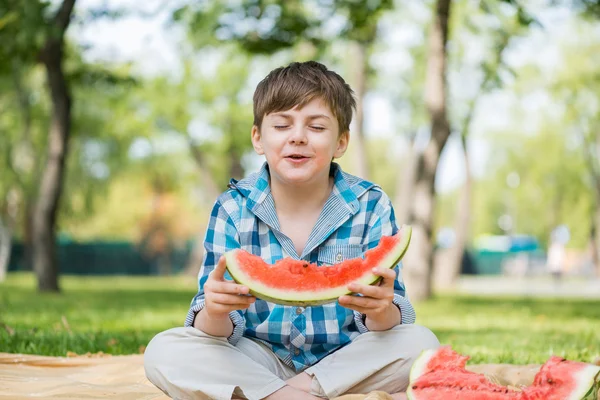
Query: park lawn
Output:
[[0, 272, 598, 365]]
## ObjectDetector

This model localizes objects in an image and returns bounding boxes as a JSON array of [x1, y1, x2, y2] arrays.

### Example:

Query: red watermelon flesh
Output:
[[224, 225, 412, 306], [521, 356, 600, 400], [408, 347, 600, 400], [408, 347, 521, 399]]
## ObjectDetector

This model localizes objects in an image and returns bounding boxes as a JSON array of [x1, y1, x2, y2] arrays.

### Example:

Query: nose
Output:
[[288, 126, 307, 145]]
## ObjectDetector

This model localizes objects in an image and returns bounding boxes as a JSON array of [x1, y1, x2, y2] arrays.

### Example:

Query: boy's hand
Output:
[[203, 256, 256, 319], [338, 267, 401, 331]]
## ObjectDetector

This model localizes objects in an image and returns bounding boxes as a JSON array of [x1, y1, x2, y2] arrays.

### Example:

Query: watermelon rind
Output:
[[406, 348, 436, 400], [225, 225, 412, 307], [408, 348, 437, 383], [571, 364, 600, 400]]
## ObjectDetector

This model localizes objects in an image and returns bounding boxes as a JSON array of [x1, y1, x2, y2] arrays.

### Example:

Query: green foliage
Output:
[[0, 0, 49, 73], [1, 273, 599, 364], [173, 0, 393, 55], [330, 0, 393, 44], [173, 0, 320, 54], [143, 49, 254, 186], [481, 131, 593, 248]]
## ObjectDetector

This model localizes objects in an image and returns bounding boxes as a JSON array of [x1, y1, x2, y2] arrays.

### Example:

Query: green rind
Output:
[[408, 348, 437, 383], [406, 348, 437, 400], [575, 365, 600, 400], [225, 225, 412, 306]]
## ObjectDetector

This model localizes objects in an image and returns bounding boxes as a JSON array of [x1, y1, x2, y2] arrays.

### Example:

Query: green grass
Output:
[[1, 272, 599, 364]]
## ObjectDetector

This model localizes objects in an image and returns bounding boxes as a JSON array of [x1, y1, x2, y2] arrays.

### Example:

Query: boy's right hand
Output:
[[203, 255, 256, 319]]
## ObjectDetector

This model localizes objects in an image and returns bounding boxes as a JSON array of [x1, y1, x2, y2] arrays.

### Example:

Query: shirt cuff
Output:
[[184, 301, 246, 345], [353, 294, 416, 333]]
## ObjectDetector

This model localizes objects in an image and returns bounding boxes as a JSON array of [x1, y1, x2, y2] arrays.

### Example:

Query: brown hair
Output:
[[253, 61, 356, 135]]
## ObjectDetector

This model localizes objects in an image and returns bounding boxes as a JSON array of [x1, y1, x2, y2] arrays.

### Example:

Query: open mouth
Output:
[[287, 154, 308, 160]]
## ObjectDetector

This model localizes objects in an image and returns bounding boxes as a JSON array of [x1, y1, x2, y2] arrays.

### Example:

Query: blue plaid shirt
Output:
[[185, 162, 416, 371]]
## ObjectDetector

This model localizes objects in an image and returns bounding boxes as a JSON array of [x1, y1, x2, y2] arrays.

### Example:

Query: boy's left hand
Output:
[[338, 267, 401, 331]]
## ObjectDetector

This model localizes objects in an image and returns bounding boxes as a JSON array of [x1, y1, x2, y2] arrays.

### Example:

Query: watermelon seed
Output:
[[302, 263, 309, 268]]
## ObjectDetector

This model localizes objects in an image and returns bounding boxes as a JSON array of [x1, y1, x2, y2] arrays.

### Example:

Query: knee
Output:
[[143, 327, 187, 379], [410, 324, 440, 351], [395, 324, 440, 360]]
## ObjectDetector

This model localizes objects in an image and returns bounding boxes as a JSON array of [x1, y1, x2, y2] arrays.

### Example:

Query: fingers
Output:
[[372, 267, 396, 287], [205, 284, 255, 315], [211, 293, 255, 305], [208, 280, 250, 296], [338, 302, 372, 315], [210, 256, 228, 282], [207, 299, 255, 315], [341, 267, 396, 314], [348, 282, 386, 298], [211, 292, 255, 307], [347, 268, 395, 298], [339, 294, 384, 310]]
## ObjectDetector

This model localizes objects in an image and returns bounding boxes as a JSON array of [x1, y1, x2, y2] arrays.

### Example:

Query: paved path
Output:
[[455, 275, 600, 299]]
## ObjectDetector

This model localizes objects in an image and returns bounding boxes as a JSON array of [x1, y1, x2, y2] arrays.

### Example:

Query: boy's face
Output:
[[251, 97, 349, 187]]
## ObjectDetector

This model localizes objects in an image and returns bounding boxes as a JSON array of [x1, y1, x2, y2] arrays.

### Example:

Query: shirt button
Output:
[[336, 253, 343, 262], [296, 307, 304, 315], [294, 348, 300, 356]]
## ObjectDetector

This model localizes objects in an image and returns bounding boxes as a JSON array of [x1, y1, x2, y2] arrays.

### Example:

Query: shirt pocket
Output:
[[317, 244, 366, 266]]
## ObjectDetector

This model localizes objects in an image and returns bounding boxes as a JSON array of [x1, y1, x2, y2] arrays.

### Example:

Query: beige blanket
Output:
[[0, 352, 571, 400]]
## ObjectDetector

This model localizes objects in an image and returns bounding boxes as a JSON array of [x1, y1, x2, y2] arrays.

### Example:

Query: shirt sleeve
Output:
[[353, 191, 416, 333], [184, 197, 246, 345]]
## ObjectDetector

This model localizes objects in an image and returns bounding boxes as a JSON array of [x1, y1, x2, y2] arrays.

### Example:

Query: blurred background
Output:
[[2, 0, 600, 302]]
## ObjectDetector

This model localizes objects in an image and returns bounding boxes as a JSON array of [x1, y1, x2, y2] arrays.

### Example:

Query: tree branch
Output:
[[54, 0, 77, 35], [579, 128, 600, 197], [185, 134, 221, 200]]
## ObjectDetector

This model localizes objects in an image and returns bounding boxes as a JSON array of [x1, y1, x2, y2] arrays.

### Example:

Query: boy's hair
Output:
[[253, 61, 356, 135]]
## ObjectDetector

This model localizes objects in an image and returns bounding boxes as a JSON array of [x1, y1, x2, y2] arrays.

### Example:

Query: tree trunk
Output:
[[23, 199, 35, 271], [394, 134, 417, 224], [184, 136, 223, 276], [186, 135, 221, 202], [230, 150, 245, 181], [352, 41, 370, 180], [590, 208, 600, 277], [0, 189, 18, 281], [404, 0, 452, 302], [0, 210, 14, 282], [437, 134, 471, 288], [0, 218, 11, 282], [33, 0, 76, 292]]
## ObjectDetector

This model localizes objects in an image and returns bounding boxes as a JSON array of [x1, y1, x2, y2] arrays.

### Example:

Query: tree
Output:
[[0, 0, 50, 282], [403, 0, 454, 301], [332, 0, 393, 180], [548, 20, 600, 275], [31, 0, 77, 291], [438, 0, 535, 287]]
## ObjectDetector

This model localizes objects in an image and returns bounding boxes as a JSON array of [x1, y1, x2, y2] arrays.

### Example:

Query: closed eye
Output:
[[274, 125, 289, 130], [311, 126, 325, 131]]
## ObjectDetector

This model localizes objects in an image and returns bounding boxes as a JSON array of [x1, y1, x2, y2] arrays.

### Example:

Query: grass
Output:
[[1, 272, 599, 364]]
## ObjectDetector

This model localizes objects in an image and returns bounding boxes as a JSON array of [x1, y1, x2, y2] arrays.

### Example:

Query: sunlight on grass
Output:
[[1, 272, 598, 364]]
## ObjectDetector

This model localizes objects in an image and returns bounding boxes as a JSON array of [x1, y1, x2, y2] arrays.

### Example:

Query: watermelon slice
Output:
[[224, 225, 412, 306], [407, 346, 600, 400]]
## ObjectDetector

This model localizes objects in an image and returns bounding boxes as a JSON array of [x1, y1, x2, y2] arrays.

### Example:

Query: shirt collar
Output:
[[229, 162, 375, 215], [229, 162, 377, 258]]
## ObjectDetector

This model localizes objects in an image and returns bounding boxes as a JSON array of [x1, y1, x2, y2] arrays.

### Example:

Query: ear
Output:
[[251, 125, 264, 155], [333, 131, 349, 159]]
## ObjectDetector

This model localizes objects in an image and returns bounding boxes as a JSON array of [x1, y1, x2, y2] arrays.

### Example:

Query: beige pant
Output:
[[144, 324, 439, 400]]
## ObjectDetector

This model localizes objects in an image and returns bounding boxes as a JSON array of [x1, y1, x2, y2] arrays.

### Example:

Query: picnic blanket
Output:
[[0, 352, 576, 399]]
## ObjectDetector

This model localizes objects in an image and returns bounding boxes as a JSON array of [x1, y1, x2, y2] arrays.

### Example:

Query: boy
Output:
[[144, 61, 439, 400]]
